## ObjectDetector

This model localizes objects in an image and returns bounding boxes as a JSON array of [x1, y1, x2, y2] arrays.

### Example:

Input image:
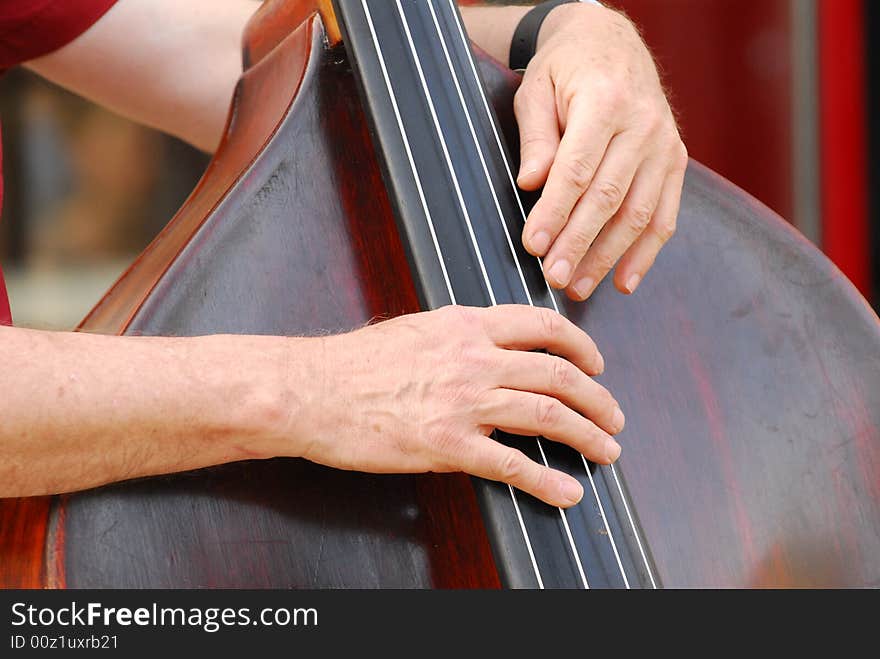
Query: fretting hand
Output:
[[514, 2, 687, 300], [286, 305, 624, 508]]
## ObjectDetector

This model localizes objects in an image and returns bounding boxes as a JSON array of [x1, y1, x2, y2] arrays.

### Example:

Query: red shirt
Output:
[[0, 0, 117, 325]]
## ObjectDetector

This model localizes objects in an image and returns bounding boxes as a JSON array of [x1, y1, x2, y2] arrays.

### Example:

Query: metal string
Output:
[[358, 0, 545, 588], [443, 0, 657, 587], [423, 0, 589, 589]]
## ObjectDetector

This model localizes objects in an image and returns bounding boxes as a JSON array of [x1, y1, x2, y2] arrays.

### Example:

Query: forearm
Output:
[[25, 0, 259, 153], [22, 0, 550, 154], [0, 327, 310, 497]]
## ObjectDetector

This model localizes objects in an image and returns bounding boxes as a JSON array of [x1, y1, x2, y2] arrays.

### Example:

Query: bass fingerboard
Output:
[[332, 0, 658, 589]]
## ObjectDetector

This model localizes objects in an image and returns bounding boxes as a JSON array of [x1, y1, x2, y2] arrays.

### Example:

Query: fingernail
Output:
[[605, 438, 622, 463], [518, 161, 539, 180], [611, 406, 625, 433], [595, 350, 605, 375], [560, 478, 584, 505], [624, 273, 641, 294], [547, 260, 571, 287], [571, 276, 594, 300], [529, 231, 551, 255]]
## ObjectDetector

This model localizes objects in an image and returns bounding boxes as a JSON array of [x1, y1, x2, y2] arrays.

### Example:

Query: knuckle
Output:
[[584, 423, 609, 452], [520, 134, 550, 151], [591, 249, 618, 274], [543, 197, 573, 223], [635, 104, 661, 132], [444, 305, 484, 337], [430, 422, 466, 460], [531, 467, 550, 496], [627, 204, 654, 232], [597, 387, 617, 412], [591, 180, 625, 214], [448, 377, 486, 409], [498, 449, 528, 483], [563, 224, 596, 256], [469, 385, 497, 417], [652, 217, 677, 243], [437, 304, 465, 324], [537, 307, 559, 342], [536, 396, 561, 427], [550, 357, 574, 393], [591, 74, 624, 109], [562, 154, 597, 190]]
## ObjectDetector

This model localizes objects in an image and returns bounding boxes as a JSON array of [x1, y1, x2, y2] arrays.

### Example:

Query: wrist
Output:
[[538, 1, 604, 49], [510, 0, 604, 68], [199, 334, 322, 462]]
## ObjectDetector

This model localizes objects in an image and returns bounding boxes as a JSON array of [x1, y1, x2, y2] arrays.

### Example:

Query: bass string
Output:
[[400, 0, 604, 588], [421, 0, 589, 589], [396, 0, 585, 586], [396, 0, 620, 589], [359, 0, 644, 589], [357, 0, 545, 588], [423, 0, 619, 585], [443, 0, 657, 589]]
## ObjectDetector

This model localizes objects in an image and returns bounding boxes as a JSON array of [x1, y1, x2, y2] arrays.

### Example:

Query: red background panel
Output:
[[817, 0, 869, 295], [617, 0, 794, 222]]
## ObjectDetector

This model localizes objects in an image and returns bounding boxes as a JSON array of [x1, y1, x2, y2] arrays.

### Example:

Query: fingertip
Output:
[[605, 438, 622, 463], [546, 260, 573, 289], [611, 406, 625, 434], [517, 160, 539, 180], [524, 229, 551, 256], [613, 270, 638, 295], [624, 273, 641, 294], [559, 476, 584, 507], [577, 331, 604, 376], [517, 163, 548, 191], [568, 276, 595, 302]]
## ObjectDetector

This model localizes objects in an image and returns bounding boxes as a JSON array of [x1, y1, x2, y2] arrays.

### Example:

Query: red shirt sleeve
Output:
[[0, 0, 118, 69]]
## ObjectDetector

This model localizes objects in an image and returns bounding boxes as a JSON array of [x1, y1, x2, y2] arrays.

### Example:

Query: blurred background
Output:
[[0, 0, 876, 329]]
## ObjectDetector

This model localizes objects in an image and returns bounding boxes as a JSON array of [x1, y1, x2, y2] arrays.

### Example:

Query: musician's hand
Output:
[[291, 305, 624, 508], [515, 2, 688, 300]]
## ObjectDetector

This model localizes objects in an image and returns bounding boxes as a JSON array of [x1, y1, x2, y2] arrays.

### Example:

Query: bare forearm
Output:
[[22, 0, 531, 154], [0, 328, 309, 497]]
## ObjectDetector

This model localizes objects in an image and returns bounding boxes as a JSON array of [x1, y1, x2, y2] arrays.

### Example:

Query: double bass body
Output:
[[1, 0, 878, 588]]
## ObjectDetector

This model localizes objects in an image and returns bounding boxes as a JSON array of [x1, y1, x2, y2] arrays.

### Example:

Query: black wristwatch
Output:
[[508, 0, 599, 71]]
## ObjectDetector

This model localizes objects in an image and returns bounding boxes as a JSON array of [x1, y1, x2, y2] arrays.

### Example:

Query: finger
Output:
[[454, 434, 585, 507], [514, 73, 560, 192], [493, 350, 624, 434], [613, 162, 686, 295], [542, 132, 644, 288], [565, 156, 667, 300], [479, 388, 622, 465], [480, 305, 604, 375], [521, 96, 615, 259]]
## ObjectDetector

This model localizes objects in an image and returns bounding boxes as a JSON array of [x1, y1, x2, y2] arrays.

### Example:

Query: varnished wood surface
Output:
[[0, 499, 50, 588], [57, 18, 500, 589], [0, 5, 877, 589], [77, 12, 315, 335], [571, 162, 880, 587]]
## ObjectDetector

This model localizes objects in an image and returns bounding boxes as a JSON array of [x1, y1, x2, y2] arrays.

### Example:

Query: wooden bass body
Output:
[[1, 3, 877, 588]]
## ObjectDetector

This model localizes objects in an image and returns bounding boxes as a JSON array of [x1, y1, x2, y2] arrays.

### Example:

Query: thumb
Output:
[[514, 76, 560, 191]]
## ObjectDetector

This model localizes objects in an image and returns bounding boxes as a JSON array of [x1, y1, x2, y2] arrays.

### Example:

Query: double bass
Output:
[[1, 0, 878, 588]]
